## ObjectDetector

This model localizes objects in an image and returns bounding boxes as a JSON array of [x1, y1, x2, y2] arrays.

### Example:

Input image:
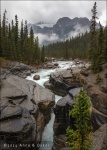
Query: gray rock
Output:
[[52, 70, 72, 79], [36, 111, 45, 142], [0, 108, 36, 140], [56, 94, 74, 107], [91, 107, 107, 131], [0, 105, 23, 121], [68, 87, 83, 98], [34, 83, 55, 123], [44, 80, 66, 96], [53, 135, 68, 150], [54, 63, 59, 66], [34, 83, 55, 111], [6, 75, 36, 101], [91, 124, 107, 150], [33, 74, 40, 80], [80, 69, 89, 76], [0, 75, 55, 147], [1, 78, 28, 100], [89, 92, 107, 115]]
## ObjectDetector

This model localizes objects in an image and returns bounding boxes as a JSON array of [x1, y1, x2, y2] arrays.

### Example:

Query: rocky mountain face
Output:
[[28, 17, 97, 45]]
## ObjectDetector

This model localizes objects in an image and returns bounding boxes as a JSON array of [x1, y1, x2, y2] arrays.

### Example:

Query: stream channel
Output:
[[26, 61, 75, 150]]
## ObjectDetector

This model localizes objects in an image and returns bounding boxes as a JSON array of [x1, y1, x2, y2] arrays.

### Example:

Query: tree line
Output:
[[0, 10, 45, 65], [45, 31, 90, 60], [89, 2, 107, 73]]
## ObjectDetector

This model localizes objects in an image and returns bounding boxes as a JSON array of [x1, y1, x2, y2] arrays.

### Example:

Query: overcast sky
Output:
[[1, 0, 106, 26]]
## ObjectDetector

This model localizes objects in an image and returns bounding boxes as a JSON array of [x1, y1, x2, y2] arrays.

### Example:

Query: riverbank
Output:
[[46, 62, 107, 150]]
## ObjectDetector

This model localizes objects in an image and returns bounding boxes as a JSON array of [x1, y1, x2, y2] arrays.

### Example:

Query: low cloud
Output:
[[34, 33, 59, 46], [68, 23, 89, 39]]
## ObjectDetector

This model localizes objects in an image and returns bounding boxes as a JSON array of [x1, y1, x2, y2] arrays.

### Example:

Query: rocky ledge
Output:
[[44, 64, 107, 150], [0, 75, 55, 149], [0, 61, 36, 80]]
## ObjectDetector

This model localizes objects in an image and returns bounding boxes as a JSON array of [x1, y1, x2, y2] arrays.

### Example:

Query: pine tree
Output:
[[8, 23, 12, 58], [11, 20, 16, 60], [66, 90, 92, 150], [14, 15, 20, 60], [101, 26, 107, 63], [1, 10, 7, 57], [0, 15, 2, 56], [89, 2, 99, 72], [41, 45, 45, 62], [23, 20, 28, 62], [20, 20, 24, 60], [34, 36, 40, 64], [28, 27, 35, 64]]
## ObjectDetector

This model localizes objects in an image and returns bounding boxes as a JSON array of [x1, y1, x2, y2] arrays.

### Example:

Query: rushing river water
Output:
[[26, 61, 75, 150]]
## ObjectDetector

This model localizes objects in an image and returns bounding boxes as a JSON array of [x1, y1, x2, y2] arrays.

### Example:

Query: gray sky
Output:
[[1, 0, 106, 26]]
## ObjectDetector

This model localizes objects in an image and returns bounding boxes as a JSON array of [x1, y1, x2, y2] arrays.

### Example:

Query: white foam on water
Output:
[[26, 61, 74, 150]]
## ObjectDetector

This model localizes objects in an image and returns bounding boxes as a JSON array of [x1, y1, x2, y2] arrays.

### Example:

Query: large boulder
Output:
[[87, 86, 107, 115], [91, 124, 107, 150], [91, 108, 107, 131], [33, 75, 40, 80], [0, 61, 36, 79], [34, 83, 55, 123], [46, 63, 55, 69], [0, 75, 55, 149], [44, 80, 66, 96], [52, 70, 72, 79], [0, 106, 23, 121], [53, 63, 59, 67], [68, 87, 82, 98], [44, 71, 81, 96]]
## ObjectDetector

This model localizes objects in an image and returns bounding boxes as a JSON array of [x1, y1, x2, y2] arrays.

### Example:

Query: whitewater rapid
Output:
[[26, 61, 74, 150]]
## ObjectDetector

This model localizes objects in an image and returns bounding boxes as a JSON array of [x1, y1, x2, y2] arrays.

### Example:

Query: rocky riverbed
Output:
[[0, 60, 107, 150]]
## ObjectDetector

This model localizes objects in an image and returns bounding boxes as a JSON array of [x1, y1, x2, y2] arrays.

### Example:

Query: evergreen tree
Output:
[[89, 2, 99, 72], [41, 45, 45, 62], [34, 36, 40, 64], [23, 20, 28, 62], [66, 90, 92, 150], [1, 10, 8, 57], [11, 20, 16, 60], [20, 20, 24, 60], [29, 27, 35, 64], [0, 15, 2, 56], [101, 26, 107, 63], [15, 15, 20, 60]]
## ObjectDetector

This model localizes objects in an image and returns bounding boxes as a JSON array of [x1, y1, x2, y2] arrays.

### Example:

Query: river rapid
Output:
[[26, 61, 75, 150]]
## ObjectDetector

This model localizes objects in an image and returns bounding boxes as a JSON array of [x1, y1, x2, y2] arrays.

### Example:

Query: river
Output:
[[26, 61, 75, 150]]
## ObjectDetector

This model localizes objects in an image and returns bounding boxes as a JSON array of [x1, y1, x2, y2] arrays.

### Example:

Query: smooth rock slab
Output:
[[52, 70, 72, 79], [1, 80, 26, 99], [0, 105, 23, 121], [0, 108, 36, 142], [56, 94, 74, 107], [91, 107, 107, 131], [68, 87, 83, 98], [91, 124, 107, 150], [34, 83, 55, 112]]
